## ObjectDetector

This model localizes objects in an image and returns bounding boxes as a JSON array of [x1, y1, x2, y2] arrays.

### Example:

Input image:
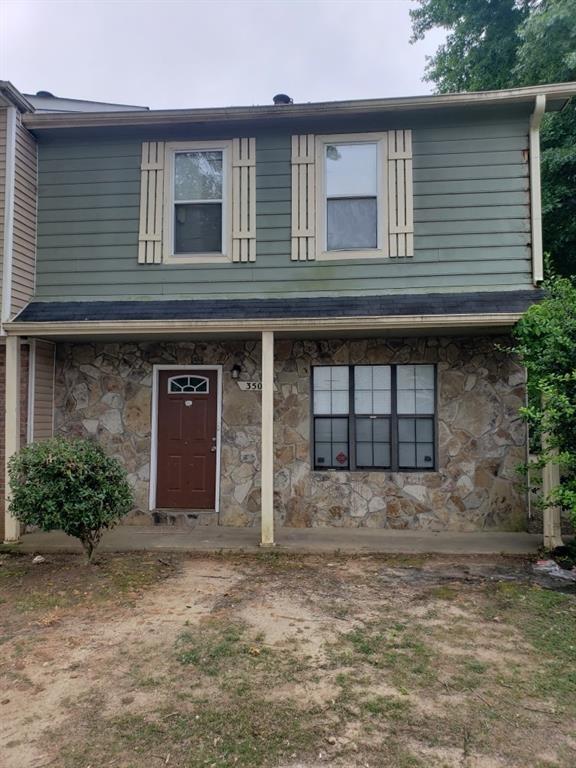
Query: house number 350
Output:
[[237, 381, 262, 391]]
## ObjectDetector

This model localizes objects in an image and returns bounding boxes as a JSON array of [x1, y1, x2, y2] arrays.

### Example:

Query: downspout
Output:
[[1, 106, 17, 332], [529, 94, 546, 285]]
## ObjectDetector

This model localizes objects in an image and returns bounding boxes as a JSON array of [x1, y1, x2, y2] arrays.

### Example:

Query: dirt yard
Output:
[[0, 550, 575, 768]]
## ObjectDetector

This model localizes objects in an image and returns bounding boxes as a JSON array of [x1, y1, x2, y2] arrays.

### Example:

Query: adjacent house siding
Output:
[[31, 340, 55, 441], [35, 111, 533, 301], [10, 113, 37, 316], [0, 107, 7, 309]]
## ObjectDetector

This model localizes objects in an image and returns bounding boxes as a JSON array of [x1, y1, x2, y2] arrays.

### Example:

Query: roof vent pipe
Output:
[[273, 93, 292, 105]]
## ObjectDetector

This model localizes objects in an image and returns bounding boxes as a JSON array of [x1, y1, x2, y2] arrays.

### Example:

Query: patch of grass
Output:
[[464, 659, 488, 675], [430, 584, 459, 600], [177, 621, 248, 676], [362, 694, 411, 720], [176, 618, 312, 689], [483, 583, 576, 704], [15, 591, 64, 613], [449, 657, 490, 692], [0, 553, 176, 621], [56, 697, 320, 768], [330, 620, 437, 687]]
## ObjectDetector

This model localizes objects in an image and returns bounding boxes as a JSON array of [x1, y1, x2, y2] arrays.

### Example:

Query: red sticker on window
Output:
[[336, 451, 347, 465]]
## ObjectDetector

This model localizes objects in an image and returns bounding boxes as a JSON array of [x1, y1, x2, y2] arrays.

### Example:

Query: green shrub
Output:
[[8, 437, 133, 562], [513, 274, 576, 527]]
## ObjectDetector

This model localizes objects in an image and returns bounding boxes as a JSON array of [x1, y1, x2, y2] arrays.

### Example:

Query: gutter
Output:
[[4, 312, 524, 338], [22, 82, 576, 132], [529, 94, 546, 284]]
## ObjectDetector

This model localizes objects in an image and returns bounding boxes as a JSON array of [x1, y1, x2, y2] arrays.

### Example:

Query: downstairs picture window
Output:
[[312, 364, 436, 471]]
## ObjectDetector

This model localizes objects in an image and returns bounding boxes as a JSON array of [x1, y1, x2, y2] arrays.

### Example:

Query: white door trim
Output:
[[149, 364, 223, 515]]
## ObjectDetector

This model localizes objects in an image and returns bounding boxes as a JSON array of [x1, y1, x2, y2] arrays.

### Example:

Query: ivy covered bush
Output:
[[513, 275, 576, 527], [8, 437, 133, 562]]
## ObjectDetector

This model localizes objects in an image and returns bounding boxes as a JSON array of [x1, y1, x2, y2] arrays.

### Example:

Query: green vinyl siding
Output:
[[35, 112, 534, 301]]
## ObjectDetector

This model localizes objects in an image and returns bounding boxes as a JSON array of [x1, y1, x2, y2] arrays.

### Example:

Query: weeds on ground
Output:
[[482, 583, 576, 706], [330, 619, 437, 688], [54, 619, 322, 768], [0, 552, 174, 617], [58, 699, 319, 768]]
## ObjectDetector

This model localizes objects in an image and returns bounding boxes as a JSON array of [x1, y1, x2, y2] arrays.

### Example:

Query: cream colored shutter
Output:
[[232, 138, 256, 262], [291, 135, 316, 260], [138, 141, 165, 264], [387, 130, 414, 257]]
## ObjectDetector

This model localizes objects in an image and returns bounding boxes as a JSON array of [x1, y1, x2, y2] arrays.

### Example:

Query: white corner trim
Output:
[[148, 364, 223, 516], [1, 106, 17, 330], [529, 94, 546, 285]]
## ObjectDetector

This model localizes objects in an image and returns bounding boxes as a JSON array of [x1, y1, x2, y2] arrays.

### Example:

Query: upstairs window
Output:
[[312, 364, 436, 471], [291, 130, 414, 262], [138, 139, 256, 265], [163, 140, 232, 263], [316, 133, 387, 261], [174, 151, 224, 255], [326, 143, 378, 251]]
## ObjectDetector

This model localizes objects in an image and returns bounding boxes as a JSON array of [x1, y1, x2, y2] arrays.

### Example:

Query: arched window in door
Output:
[[167, 375, 209, 394]]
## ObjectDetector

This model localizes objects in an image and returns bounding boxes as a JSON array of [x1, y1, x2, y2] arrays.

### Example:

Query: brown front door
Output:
[[156, 369, 218, 509]]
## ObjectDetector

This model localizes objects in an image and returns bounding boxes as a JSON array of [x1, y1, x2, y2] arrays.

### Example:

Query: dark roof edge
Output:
[[14, 291, 543, 324]]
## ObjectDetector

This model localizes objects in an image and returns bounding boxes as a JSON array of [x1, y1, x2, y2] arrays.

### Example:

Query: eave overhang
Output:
[[22, 82, 576, 133], [0, 81, 34, 113], [4, 313, 524, 340]]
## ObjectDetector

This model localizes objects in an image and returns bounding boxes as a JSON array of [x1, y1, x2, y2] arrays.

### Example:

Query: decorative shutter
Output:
[[291, 135, 316, 260], [138, 141, 165, 264], [232, 138, 256, 262], [387, 130, 414, 258]]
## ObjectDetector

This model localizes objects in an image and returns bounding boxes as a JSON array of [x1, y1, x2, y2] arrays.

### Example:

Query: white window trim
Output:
[[163, 140, 233, 264], [315, 132, 389, 261], [149, 364, 223, 514]]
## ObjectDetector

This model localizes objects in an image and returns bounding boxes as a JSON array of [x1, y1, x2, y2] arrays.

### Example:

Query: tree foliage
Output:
[[410, 0, 535, 93], [8, 438, 133, 562], [410, 0, 576, 275], [512, 276, 576, 525]]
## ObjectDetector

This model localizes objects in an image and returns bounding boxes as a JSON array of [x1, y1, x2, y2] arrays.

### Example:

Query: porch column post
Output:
[[542, 449, 563, 550], [4, 335, 21, 542], [260, 330, 275, 546]]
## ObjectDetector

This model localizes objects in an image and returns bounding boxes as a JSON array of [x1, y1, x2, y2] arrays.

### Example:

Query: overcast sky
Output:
[[1, 0, 445, 110]]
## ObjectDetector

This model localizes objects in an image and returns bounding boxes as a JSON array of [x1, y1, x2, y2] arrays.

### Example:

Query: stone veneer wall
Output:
[[54, 336, 528, 531]]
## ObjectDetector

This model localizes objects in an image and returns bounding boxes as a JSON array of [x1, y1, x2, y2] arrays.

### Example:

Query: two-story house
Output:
[[3, 82, 576, 546]]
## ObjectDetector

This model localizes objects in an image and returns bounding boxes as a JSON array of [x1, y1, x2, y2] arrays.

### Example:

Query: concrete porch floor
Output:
[[9, 526, 546, 555]]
